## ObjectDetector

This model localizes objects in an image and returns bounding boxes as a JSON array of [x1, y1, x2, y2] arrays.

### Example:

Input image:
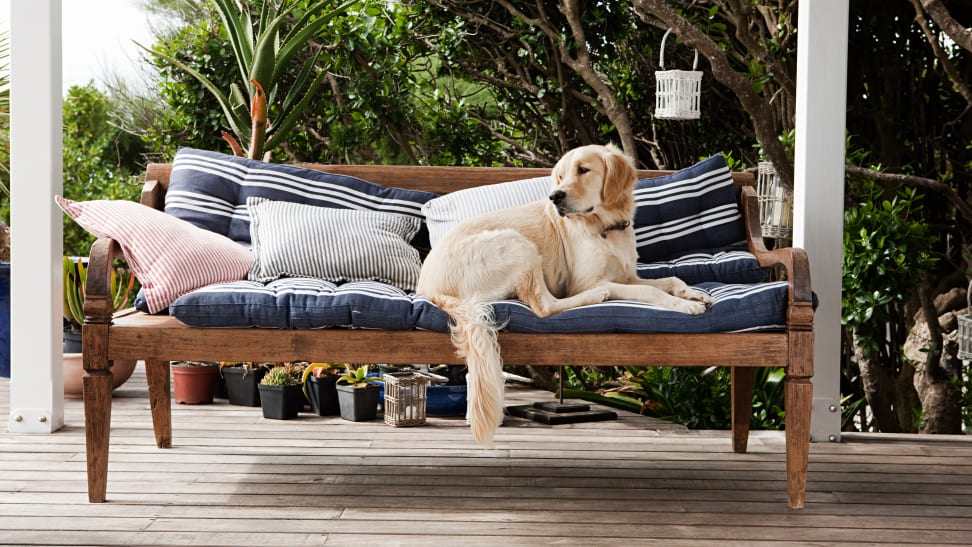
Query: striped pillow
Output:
[[165, 147, 438, 246], [247, 198, 423, 291], [634, 155, 746, 262], [422, 176, 551, 247], [55, 197, 253, 314]]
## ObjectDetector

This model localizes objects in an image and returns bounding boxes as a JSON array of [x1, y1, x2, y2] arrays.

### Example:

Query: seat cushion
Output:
[[164, 147, 439, 247], [170, 278, 791, 334], [637, 246, 765, 285]]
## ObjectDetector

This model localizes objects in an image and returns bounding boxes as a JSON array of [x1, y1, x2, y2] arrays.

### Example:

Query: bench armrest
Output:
[[740, 186, 814, 328], [83, 237, 125, 324]]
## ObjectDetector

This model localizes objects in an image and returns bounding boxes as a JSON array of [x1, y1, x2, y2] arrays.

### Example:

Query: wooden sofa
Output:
[[80, 162, 814, 508]]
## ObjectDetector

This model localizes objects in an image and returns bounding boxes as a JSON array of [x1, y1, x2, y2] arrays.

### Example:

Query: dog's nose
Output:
[[549, 190, 566, 204]]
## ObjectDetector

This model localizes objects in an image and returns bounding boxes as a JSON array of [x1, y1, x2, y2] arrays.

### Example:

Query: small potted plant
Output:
[[171, 361, 219, 404], [258, 364, 305, 420], [302, 362, 344, 416], [335, 364, 382, 422], [220, 362, 271, 407]]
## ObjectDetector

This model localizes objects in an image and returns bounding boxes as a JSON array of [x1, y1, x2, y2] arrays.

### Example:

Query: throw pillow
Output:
[[634, 154, 746, 262], [421, 176, 551, 247], [247, 197, 423, 291], [164, 147, 438, 246], [55, 196, 253, 314]]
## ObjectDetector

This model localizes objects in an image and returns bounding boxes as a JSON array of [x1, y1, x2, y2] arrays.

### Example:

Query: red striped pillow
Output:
[[56, 197, 253, 314]]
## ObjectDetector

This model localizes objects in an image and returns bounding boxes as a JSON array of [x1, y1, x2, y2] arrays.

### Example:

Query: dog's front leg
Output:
[[605, 282, 709, 315], [630, 277, 714, 307]]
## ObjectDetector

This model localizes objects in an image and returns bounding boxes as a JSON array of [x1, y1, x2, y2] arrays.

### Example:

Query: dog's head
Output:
[[548, 144, 637, 220]]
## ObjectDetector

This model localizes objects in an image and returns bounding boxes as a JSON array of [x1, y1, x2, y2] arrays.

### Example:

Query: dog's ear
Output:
[[600, 146, 636, 208]]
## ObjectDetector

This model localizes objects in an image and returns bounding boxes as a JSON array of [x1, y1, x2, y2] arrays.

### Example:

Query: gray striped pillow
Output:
[[421, 176, 551, 247], [247, 198, 423, 291]]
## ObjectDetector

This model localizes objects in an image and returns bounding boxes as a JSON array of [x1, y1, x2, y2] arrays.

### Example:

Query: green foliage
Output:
[[62, 257, 135, 329], [841, 179, 937, 356], [565, 365, 785, 430], [59, 84, 145, 256], [337, 365, 380, 387]]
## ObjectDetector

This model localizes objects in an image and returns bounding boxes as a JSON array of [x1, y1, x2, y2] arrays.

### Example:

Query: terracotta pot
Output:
[[62, 353, 137, 399], [172, 363, 218, 404]]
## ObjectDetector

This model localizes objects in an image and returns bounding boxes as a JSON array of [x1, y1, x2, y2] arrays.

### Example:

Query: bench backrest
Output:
[[143, 162, 755, 209]]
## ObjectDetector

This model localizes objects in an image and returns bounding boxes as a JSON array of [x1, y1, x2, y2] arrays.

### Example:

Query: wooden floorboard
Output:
[[2, 364, 972, 545]]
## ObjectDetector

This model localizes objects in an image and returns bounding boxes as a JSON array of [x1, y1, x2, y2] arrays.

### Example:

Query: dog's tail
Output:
[[443, 298, 505, 446]]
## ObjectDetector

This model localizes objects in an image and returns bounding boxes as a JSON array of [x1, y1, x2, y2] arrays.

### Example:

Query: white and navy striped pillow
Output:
[[164, 148, 438, 246], [422, 176, 551, 247], [247, 198, 423, 291], [634, 154, 746, 262]]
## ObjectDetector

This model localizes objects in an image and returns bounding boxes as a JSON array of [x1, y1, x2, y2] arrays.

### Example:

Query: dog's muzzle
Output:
[[549, 190, 568, 216]]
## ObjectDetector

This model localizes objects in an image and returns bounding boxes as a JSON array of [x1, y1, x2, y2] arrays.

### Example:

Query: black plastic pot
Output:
[[336, 383, 381, 422], [258, 384, 304, 420], [307, 374, 340, 416], [221, 366, 267, 407]]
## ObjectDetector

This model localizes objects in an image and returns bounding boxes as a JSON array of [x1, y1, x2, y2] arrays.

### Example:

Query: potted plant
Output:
[[301, 362, 344, 416], [335, 364, 382, 422], [258, 364, 304, 420], [219, 361, 270, 407], [62, 256, 137, 397], [171, 361, 219, 404]]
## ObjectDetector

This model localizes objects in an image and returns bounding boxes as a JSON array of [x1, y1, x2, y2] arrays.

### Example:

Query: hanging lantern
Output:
[[958, 282, 972, 360], [757, 161, 794, 241], [655, 29, 702, 120]]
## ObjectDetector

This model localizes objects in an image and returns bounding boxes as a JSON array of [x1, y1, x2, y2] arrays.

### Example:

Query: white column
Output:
[[7, 0, 64, 433], [793, 0, 848, 442]]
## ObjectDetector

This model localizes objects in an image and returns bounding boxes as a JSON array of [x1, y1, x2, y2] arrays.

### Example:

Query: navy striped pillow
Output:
[[634, 155, 746, 262], [164, 148, 437, 246]]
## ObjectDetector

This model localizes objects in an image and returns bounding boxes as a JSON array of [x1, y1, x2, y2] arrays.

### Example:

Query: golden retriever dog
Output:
[[416, 144, 713, 445]]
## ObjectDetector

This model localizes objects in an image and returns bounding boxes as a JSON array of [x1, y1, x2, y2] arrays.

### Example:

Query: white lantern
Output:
[[655, 29, 702, 120], [757, 161, 794, 241]]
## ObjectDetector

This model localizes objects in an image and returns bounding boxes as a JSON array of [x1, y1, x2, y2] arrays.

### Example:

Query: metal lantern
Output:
[[655, 29, 702, 120], [383, 372, 429, 427], [757, 161, 794, 241]]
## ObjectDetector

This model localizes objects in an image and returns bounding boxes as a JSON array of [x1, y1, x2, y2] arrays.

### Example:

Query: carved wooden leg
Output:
[[82, 324, 112, 503], [145, 360, 172, 449], [731, 367, 755, 453], [785, 375, 812, 510]]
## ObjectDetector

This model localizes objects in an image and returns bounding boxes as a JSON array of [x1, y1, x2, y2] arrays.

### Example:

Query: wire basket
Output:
[[383, 372, 429, 427], [958, 281, 972, 360], [655, 29, 702, 120], [757, 161, 793, 240]]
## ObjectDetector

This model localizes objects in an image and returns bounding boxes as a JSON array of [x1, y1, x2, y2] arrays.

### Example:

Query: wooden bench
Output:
[[80, 163, 813, 508]]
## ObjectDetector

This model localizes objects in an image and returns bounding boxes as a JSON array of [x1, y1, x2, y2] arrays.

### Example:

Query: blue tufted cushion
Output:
[[637, 246, 765, 285], [170, 279, 791, 334], [163, 147, 438, 246], [635, 154, 746, 262]]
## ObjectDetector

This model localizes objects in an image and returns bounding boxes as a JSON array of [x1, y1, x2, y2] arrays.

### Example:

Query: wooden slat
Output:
[[4, 368, 971, 545], [105, 312, 789, 367]]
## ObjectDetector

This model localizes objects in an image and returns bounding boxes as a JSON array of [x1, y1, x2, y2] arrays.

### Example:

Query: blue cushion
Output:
[[637, 246, 765, 285], [163, 147, 438, 246], [635, 155, 746, 262], [170, 279, 791, 334]]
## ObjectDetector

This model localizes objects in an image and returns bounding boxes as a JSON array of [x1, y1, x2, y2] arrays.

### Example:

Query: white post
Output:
[[793, 0, 848, 442], [7, 0, 64, 433]]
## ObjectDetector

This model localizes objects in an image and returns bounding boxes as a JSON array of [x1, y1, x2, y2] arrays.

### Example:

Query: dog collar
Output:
[[600, 219, 631, 238]]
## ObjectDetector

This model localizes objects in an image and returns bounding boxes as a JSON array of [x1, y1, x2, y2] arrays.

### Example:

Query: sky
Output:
[[0, 0, 158, 94]]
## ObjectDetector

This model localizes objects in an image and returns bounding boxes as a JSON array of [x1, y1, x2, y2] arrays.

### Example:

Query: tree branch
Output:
[[921, 0, 972, 53], [846, 164, 972, 221], [910, 0, 972, 110]]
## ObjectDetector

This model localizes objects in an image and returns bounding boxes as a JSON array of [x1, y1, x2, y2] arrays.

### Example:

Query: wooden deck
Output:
[[2, 366, 971, 545]]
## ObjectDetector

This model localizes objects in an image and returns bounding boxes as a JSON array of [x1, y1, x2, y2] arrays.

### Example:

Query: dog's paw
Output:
[[674, 300, 708, 315], [676, 288, 714, 307]]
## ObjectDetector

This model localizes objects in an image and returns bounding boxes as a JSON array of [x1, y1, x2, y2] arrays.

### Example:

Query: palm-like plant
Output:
[[63, 257, 135, 332], [140, 0, 353, 160]]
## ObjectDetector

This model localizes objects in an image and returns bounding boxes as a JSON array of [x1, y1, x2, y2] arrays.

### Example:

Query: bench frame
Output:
[[81, 164, 813, 508]]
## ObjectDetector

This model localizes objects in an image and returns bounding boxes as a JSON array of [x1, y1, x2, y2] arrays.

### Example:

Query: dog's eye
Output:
[[577, 166, 589, 175]]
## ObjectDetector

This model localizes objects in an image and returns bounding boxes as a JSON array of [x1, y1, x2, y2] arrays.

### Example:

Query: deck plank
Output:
[[2, 366, 971, 545]]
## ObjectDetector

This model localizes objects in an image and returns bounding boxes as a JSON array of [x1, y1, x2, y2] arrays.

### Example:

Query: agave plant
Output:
[[63, 257, 135, 331], [140, 0, 353, 160]]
